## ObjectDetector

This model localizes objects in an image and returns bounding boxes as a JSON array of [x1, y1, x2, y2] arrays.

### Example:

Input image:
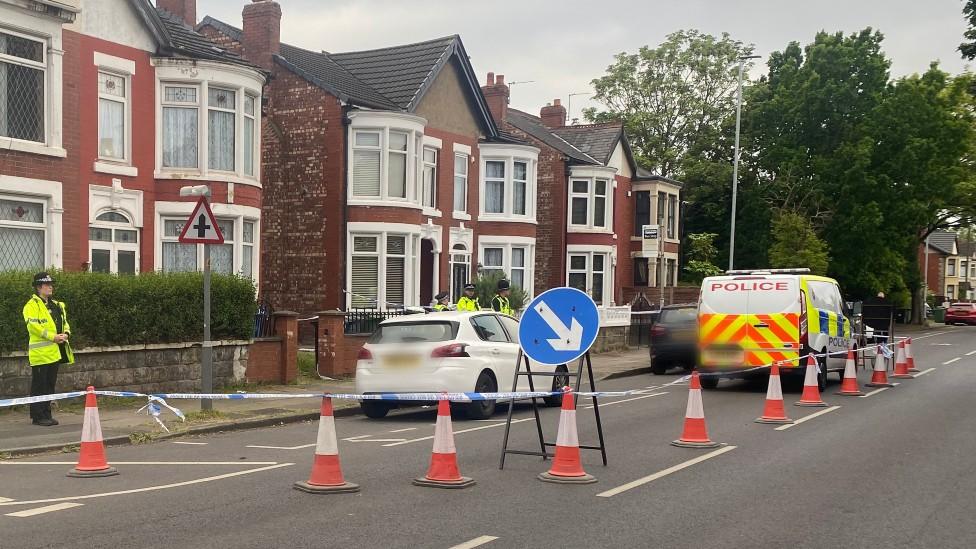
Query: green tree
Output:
[[960, 0, 976, 59], [684, 233, 724, 283], [584, 30, 754, 178], [474, 271, 528, 312], [767, 211, 829, 275]]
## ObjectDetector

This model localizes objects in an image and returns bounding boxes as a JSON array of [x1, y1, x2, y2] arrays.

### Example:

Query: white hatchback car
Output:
[[355, 311, 568, 419]]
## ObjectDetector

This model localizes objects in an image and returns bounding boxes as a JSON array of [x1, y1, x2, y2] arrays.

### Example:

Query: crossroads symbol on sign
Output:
[[178, 196, 224, 245]]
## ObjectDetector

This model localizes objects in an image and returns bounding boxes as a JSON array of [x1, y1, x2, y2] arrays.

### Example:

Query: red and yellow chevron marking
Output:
[[700, 313, 800, 367]]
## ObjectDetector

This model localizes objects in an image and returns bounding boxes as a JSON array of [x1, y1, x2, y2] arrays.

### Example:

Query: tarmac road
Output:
[[1, 326, 973, 549]]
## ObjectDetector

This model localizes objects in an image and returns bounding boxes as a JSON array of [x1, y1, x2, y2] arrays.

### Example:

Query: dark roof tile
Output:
[[552, 123, 623, 165], [506, 109, 597, 164], [929, 231, 957, 255], [156, 9, 260, 71]]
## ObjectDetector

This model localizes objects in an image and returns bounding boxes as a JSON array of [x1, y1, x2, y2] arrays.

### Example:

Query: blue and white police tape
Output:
[[148, 389, 638, 402]]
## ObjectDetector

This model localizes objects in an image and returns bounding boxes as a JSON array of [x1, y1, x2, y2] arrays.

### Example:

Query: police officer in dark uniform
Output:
[[491, 279, 514, 316]]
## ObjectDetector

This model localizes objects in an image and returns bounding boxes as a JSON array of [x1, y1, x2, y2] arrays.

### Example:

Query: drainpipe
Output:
[[341, 106, 351, 311]]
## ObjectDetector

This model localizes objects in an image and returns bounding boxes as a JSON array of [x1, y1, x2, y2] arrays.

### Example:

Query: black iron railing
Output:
[[344, 308, 410, 335], [254, 301, 274, 338]]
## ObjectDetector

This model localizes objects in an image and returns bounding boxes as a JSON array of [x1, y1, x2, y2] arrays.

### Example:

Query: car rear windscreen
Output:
[[368, 321, 459, 344], [660, 308, 697, 324]]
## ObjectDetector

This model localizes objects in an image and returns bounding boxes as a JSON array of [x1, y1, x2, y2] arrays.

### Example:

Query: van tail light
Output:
[[432, 343, 469, 358], [650, 324, 668, 337], [357, 347, 372, 360]]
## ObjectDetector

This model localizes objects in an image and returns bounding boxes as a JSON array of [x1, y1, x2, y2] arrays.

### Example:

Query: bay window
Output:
[[156, 60, 264, 182], [513, 161, 527, 215], [349, 231, 419, 308], [479, 240, 534, 296], [477, 144, 538, 221], [160, 215, 257, 279], [0, 30, 45, 144], [569, 178, 611, 230], [97, 71, 127, 162], [350, 127, 421, 202], [567, 251, 612, 305]]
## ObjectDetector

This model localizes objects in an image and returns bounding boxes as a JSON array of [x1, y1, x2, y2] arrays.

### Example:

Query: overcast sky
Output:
[[201, 0, 973, 120]]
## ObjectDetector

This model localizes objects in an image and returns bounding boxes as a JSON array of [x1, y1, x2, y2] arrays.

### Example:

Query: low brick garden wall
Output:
[[0, 341, 250, 398]]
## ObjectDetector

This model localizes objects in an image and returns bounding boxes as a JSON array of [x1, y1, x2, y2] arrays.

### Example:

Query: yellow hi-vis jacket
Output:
[[23, 294, 74, 366], [491, 295, 514, 316], [456, 296, 480, 312]]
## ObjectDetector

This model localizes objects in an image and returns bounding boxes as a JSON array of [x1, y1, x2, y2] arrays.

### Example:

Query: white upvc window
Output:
[[567, 252, 610, 306], [948, 259, 956, 277], [569, 178, 611, 229], [160, 215, 257, 279], [350, 128, 420, 202], [97, 71, 128, 163], [667, 194, 677, 239], [243, 94, 256, 177], [349, 232, 419, 308], [422, 146, 438, 210], [453, 153, 468, 214], [207, 87, 236, 172], [0, 29, 46, 145], [479, 239, 535, 297], [89, 211, 138, 274], [161, 84, 199, 169], [0, 195, 47, 270], [479, 155, 536, 220], [157, 70, 262, 183]]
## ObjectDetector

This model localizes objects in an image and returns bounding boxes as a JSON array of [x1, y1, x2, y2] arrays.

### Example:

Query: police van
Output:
[[697, 268, 854, 389]]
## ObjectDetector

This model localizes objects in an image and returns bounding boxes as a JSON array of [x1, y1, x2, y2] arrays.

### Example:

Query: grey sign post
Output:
[[178, 186, 224, 411]]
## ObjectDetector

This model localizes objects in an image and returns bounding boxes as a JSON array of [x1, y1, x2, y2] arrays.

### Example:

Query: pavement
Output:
[[0, 346, 654, 457], [0, 324, 970, 548]]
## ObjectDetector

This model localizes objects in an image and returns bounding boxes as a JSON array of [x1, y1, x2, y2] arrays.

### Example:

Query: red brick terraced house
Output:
[[0, 0, 266, 281], [481, 76, 683, 307], [200, 1, 547, 316]]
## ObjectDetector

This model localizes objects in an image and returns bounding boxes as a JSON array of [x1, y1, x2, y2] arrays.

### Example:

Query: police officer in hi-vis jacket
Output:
[[23, 272, 74, 426]]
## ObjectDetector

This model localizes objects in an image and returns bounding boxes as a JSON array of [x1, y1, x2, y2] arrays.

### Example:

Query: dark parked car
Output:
[[649, 304, 698, 375], [945, 302, 976, 325]]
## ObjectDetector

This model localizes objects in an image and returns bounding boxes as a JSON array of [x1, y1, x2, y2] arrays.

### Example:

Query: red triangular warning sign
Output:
[[178, 197, 225, 244]]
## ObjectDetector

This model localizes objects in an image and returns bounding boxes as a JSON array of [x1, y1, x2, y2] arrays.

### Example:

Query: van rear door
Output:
[[699, 276, 801, 369]]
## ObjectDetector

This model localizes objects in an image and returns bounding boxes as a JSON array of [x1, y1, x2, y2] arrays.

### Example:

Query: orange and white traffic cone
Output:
[[836, 350, 864, 396], [67, 386, 118, 478], [892, 341, 912, 379], [538, 387, 596, 484], [865, 346, 894, 387], [756, 363, 794, 424], [905, 338, 919, 373], [414, 397, 475, 489], [294, 397, 360, 494], [796, 354, 828, 407], [671, 371, 721, 448]]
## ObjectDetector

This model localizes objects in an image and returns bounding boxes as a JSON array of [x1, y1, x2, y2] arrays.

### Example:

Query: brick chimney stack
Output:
[[242, 0, 282, 71], [540, 98, 566, 129], [157, 0, 196, 26], [482, 72, 509, 124]]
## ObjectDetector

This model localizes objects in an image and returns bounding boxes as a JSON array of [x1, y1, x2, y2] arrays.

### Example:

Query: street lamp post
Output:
[[728, 54, 760, 272]]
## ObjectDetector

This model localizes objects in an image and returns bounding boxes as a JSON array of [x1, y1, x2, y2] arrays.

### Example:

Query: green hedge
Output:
[[0, 270, 257, 355]]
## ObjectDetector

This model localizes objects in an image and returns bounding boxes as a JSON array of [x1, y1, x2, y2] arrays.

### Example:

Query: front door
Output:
[[420, 239, 435, 306]]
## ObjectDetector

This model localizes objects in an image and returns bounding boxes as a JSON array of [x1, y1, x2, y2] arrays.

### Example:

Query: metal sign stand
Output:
[[498, 350, 607, 469]]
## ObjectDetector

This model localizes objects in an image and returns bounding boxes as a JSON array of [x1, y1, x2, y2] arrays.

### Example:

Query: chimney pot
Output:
[[481, 70, 509, 124], [540, 99, 567, 129], [553, 98, 561, 106], [496, 74, 505, 85], [487, 72, 495, 85]]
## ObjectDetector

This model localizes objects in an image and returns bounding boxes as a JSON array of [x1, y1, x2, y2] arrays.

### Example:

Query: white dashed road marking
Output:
[[596, 446, 737, 497], [914, 368, 937, 377], [171, 441, 208, 446], [246, 444, 316, 450], [383, 418, 534, 447], [775, 406, 841, 431], [943, 358, 961, 365], [449, 535, 499, 549], [583, 392, 668, 409], [5, 503, 83, 518]]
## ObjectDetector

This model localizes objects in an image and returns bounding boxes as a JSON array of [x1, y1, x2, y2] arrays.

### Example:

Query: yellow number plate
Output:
[[384, 355, 421, 368]]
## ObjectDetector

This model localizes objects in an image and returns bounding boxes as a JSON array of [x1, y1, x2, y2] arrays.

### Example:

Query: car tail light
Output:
[[357, 347, 372, 360], [432, 343, 469, 358], [650, 324, 668, 337]]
